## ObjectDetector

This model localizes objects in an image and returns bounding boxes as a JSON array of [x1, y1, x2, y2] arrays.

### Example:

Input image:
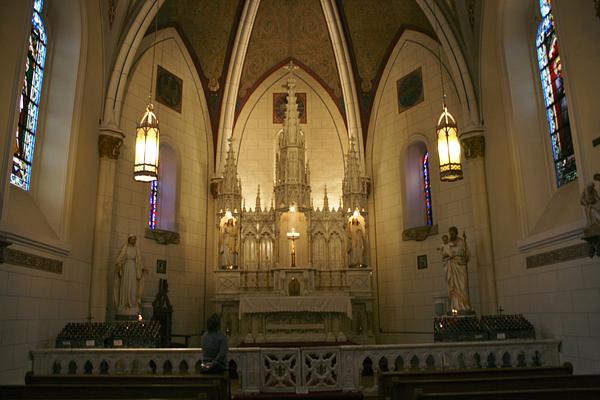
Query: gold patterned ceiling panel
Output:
[[238, 0, 342, 101], [339, 0, 435, 93], [158, 0, 240, 90]]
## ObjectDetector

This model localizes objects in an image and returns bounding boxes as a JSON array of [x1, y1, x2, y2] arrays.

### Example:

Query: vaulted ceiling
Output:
[[151, 0, 447, 142], [238, 0, 342, 115]]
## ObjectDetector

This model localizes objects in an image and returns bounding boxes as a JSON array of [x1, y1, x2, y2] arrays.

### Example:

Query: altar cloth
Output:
[[239, 295, 352, 318]]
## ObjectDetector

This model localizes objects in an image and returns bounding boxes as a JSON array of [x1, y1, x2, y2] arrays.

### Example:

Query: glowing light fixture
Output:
[[434, 3, 463, 182], [134, 104, 160, 181], [436, 106, 463, 182], [134, 0, 160, 182]]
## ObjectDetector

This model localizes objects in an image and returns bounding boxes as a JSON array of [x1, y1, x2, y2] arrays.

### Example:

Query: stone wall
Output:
[[367, 32, 477, 343], [114, 34, 211, 342], [481, 0, 600, 373]]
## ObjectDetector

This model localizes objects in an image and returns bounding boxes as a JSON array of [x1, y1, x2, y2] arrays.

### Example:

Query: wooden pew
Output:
[[391, 374, 600, 400], [414, 387, 600, 400], [0, 383, 221, 400], [25, 372, 229, 400], [378, 364, 572, 400]]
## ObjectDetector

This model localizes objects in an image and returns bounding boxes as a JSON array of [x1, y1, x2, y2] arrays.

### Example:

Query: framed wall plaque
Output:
[[273, 92, 306, 124], [397, 67, 424, 114], [156, 259, 167, 274], [155, 65, 183, 113], [417, 254, 428, 270]]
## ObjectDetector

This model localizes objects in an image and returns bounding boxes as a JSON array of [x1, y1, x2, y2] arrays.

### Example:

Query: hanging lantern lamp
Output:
[[436, 105, 463, 182], [133, 0, 160, 182], [134, 103, 160, 182]]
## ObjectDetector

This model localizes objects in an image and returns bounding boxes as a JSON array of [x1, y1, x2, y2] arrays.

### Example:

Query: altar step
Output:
[[232, 391, 363, 400]]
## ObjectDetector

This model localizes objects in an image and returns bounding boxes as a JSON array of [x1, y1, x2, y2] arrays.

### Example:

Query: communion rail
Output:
[[30, 339, 560, 396]]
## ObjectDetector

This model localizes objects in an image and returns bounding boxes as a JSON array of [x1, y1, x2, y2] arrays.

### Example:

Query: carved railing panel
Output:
[[260, 349, 300, 392], [31, 340, 561, 395], [301, 348, 340, 391]]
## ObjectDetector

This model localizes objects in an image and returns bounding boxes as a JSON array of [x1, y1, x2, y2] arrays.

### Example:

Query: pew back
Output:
[[378, 364, 573, 400], [0, 383, 221, 400], [392, 374, 600, 400], [414, 387, 600, 400]]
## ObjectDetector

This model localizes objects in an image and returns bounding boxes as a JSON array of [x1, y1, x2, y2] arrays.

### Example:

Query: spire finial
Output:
[[323, 185, 329, 211], [255, 184, 261, 211]]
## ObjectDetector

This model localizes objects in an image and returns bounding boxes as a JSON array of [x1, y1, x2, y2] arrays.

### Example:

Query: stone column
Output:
[[461, 132, 498, 315], [88, 128, 124, 321]]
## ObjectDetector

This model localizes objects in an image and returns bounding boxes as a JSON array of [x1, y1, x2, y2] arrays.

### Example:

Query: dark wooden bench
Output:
[[23, 372, 230, 400], [391, 374, 600, 400], [0, 383, 221, 400], [378, 364, 573, 400], [414, 387, 600, 400]]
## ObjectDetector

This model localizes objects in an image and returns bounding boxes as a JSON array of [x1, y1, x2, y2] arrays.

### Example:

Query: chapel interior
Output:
[[0, 0, 600, 398]]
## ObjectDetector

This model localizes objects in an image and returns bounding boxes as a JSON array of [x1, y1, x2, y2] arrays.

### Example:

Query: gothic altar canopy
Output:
[[212, 64, 375, 344]]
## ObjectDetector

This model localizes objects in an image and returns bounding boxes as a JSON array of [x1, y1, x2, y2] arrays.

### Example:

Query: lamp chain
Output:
[[434, 0, 447, 109], [149, 0, 159, 103]]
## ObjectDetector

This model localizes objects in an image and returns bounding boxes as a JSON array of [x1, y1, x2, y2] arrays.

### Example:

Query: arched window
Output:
[[11, 0, 47, 191], [423, 152, 433, 226], [536, 0, 576, 187], [149, 180, 158, 229], [148, 143, 178, 231], [404, 141, 433, 229]]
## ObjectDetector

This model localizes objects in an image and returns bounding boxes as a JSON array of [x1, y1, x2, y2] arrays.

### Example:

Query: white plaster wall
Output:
[[368, 37, 478, 343], [115, 36, 210, 342], [0, 0, 101, 383], [234, 69, 348, 211], [481, 0, 600, 373]]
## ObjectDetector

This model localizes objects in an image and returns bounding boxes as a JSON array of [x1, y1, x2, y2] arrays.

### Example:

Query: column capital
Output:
[[98, 134, 124, 160], [98, 126, 125, 160], [461, 134, 485, 160]]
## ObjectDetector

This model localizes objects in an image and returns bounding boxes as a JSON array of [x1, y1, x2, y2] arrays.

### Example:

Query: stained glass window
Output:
[[536, 0, 576, 186], [149, 180, 158, 229], [423, 152, 433, 226], [11, 0, 47, 191]]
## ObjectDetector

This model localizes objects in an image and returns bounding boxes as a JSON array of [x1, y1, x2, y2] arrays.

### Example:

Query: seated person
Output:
[[201, 313, 228, 373]]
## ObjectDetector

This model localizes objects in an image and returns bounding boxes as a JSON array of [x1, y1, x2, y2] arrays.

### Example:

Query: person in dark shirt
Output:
[[201, 313, 228, 373]]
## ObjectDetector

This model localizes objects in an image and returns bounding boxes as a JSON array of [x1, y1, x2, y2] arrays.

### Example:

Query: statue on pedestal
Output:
[[581, 182, 600, 227], [114, 234, 145, 318], [441, 227, 471, 313], [581, 176, 600, 258], [348, 209, 366, 267], [220, 211, 238, 269]]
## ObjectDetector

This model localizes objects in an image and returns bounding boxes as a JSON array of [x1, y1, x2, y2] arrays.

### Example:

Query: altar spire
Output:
[[255, 184, 261, 211], [215, 136, 242, 215], [273, 62, 311, 210], [343, 135, 370, 212]]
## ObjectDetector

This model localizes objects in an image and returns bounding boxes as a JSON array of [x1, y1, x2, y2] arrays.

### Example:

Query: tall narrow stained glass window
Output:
[[11, 0, 47, 191], [536, 0, 576, 186], [422, 152, 433, 226], [149, 180, 158, 230]]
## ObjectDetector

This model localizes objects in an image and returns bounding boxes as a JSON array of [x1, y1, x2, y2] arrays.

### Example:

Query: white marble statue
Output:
[[114, 234, 144, 317], [443, 227, 471, 312], [220, 212, 238, 268], [348, 209, 366, 267], [581, 182, 600, 227]]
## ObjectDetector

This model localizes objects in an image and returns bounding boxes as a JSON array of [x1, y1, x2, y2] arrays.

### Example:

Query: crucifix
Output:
[[286, 228, 300, 268]]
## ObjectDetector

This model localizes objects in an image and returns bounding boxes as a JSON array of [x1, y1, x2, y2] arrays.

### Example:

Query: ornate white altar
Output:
[[211, 65, 374, 345]]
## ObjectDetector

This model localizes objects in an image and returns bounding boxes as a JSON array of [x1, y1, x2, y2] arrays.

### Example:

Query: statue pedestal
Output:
[[114, 313, 139, 321], [582, 225, 600, 258]]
